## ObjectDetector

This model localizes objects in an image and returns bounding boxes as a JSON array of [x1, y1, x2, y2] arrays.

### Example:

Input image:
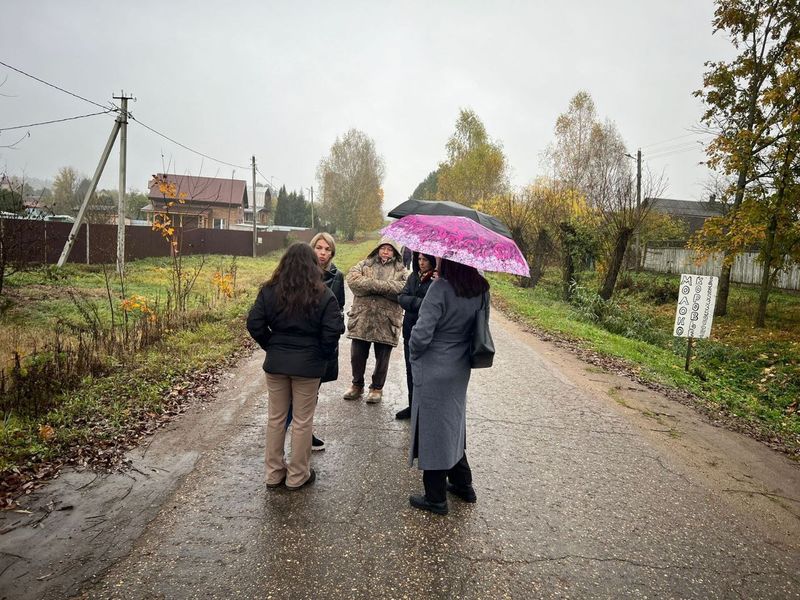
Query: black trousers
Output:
[[350, 339, 393, 390], [423, 453, 472, 503], [403, 337, 413, 406]]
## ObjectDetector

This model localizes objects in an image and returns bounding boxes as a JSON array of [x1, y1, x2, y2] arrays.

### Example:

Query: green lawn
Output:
[[0, 237, 378, 479], [488, 268, 800, 455]]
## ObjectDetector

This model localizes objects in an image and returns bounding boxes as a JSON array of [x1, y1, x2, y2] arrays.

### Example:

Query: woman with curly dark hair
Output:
[[247, 243, 344, 490]]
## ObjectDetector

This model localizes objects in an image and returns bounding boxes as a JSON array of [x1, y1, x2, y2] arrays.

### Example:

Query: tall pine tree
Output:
[[274, 185, 289, 226]]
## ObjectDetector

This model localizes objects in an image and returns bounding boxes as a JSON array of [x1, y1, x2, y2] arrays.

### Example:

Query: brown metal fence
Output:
[[0, 219, 316, 264]]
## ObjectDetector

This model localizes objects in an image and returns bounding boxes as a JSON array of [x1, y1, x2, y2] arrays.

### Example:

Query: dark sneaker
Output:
[[266, 475, 286, 489], [312, 434, 325, 451], [447, 483, 477, 503], [395, 406, 411, 420], [286, 468, 316, 490], [409, 494, 448, 515]]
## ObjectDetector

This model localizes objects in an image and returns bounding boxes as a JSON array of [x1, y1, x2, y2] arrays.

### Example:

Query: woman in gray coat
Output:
[[408, 259, 490, 515]]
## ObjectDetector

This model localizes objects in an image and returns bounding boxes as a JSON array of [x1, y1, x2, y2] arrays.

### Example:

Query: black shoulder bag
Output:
[[469, 292, 495, 369]]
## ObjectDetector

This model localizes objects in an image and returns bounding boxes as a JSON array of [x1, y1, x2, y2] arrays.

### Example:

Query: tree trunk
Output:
[[756, 145, 793, 327], [715, 262, 731, 317], [559, 222, 576, 301], [599, 227, 633, 301], [755, 213, 778, 328], [524, 229, 550, 289], [716, 167, 749, 317]]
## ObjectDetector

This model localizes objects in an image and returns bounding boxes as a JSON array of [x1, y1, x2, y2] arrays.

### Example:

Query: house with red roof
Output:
[[143, 174, 248, 230]]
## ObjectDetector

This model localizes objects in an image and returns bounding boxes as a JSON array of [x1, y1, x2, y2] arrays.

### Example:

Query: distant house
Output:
[[143, 174, 248, 230], [243, 186, 272, 225], [23, 197, 52, 219], [644, 197, 725, 235]]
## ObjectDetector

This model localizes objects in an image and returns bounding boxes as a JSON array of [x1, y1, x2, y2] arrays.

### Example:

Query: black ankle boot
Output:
[[409, 494, 448, 515], [447, 483, 477, 503]]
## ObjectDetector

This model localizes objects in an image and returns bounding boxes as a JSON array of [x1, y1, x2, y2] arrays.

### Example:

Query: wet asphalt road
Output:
[[2, 309, 800, 599]]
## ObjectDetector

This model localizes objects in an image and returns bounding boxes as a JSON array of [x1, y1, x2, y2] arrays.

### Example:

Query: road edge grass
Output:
[[488, 275, 800, 460], [0, 238, 379, 506]]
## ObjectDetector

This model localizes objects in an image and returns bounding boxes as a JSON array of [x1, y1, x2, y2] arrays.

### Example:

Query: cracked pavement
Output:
[[2, 308, 799, 599]]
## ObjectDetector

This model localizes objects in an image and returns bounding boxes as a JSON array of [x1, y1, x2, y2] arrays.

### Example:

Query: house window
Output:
[[198, 215, 207, 229], [213, 218, 225, 229]]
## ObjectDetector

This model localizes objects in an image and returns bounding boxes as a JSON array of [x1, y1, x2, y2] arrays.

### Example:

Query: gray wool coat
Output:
[[408, 278, 486, 470]]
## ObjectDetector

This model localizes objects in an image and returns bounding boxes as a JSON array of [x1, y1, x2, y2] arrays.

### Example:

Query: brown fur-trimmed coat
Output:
[[345, 239, 407, 347]]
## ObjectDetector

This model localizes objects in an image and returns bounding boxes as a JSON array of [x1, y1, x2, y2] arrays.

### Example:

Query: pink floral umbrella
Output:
[[381, 214, 530, 277]]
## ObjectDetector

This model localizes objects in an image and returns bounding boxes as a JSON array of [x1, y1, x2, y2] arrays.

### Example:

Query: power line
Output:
[[647, 145, 704, 160], [646, 140, 704, 157], [255, 165, 280, 192], [0, 61, 273, 185], [0, 131, 29, 149], [0, 60, 117, 112], [128, 114, 249, 170], [642, 131, 709, 149], [0, 109, 114, 133]]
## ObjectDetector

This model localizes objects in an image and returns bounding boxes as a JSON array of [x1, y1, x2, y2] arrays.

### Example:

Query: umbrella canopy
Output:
[[387, 199, 513, 239], [381, 214, 529, 277]]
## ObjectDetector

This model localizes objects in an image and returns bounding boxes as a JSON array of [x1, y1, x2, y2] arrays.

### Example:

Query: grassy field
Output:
[[488, 268, 800, 455], [0, 238, 378, 483]]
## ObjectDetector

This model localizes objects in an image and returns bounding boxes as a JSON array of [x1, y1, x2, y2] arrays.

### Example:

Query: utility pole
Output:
[[624, 148, 644, 270], [58, 97, 125, 268], [636, 148, 642, 207], [252, 155, 257, 258], [113, 92, 133, 276], [635, 148, 642, 270]]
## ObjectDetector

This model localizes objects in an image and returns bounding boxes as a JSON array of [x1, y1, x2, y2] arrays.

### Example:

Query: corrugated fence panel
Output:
[[644, 247, 800, 291], [0, 219, 317, 265]]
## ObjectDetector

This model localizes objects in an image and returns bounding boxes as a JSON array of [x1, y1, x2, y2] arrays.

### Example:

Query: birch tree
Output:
[[436, 109, 509, 206], [317, 129, 385, 240]]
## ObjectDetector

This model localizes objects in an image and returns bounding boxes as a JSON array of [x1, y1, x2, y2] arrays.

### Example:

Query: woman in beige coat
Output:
[[343, 239, 407, 403]]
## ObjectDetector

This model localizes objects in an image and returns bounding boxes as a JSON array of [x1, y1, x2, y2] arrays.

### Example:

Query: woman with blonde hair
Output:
[[284, 232, 345, 451], [247, 242, 344, 489]]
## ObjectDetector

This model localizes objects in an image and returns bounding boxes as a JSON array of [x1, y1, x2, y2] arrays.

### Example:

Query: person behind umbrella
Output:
[[284, 232, 346, 452], [343, 238, 407, 403], [395, 252, 437, 420], [408, 258, 489, 515], [247, 242, 344, 490], [401, 246, 414, 270]]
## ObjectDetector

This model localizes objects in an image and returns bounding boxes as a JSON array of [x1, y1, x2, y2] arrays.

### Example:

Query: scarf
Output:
[[419, 269, 434, 283]]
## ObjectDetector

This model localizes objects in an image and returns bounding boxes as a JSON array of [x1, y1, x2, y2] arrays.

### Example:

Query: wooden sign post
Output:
[[673, 274, 718, 371]]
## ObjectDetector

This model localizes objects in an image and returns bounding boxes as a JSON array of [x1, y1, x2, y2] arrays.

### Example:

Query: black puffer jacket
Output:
[[321, 263, 345, 382], [398, 271, 434, 339], [323, 263, 346, 310], [247, 285, 344, 378]]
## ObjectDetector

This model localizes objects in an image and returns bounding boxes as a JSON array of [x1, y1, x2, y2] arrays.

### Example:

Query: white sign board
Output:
[[673, 274, 718, 339]]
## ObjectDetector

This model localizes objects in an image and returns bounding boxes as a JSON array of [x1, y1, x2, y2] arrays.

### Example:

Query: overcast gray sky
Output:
[[1, 0, 732, 208]]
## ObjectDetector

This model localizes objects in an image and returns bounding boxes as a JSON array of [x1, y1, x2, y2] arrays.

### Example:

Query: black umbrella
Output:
[[387, 199, 513, 239]]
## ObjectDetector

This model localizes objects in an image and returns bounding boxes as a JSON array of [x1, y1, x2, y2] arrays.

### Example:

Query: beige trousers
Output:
[[265, 373, 320, 488]]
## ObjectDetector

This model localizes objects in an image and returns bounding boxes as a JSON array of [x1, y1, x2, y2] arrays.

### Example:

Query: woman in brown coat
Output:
[[343, 238, 407, 403]]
